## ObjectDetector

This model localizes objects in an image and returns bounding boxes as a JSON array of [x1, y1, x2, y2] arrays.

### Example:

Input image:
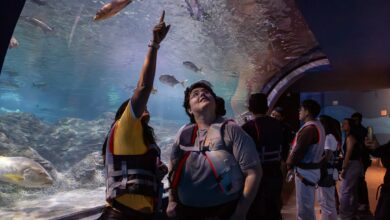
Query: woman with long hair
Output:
[[98, 11, 170, 220], [318, 115, 342, 220], [339, 118, 364, 219]]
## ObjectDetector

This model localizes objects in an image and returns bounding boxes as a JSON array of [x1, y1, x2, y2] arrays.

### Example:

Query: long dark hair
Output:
[[343, 118, 359, 140], [141, 116, 156, 146], [319, 115, 342, 143], [102, 99, 130, 157]]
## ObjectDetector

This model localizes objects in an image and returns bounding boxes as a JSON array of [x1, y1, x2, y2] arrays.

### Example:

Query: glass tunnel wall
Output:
[[0, 0, 319, 218]]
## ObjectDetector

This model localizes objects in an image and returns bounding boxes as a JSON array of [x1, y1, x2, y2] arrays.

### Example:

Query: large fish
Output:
[[0, 156, 53, 188], [183, 61, 203, 73], [94, 0, 132, 21], [159, 75, 187, 87]]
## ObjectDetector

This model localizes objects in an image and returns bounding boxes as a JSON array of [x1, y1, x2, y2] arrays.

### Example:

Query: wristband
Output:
[[148, 41, 160, 49]]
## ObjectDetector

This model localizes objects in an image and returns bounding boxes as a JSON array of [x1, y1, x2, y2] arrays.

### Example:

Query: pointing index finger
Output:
[[160, 10, 165, 23]]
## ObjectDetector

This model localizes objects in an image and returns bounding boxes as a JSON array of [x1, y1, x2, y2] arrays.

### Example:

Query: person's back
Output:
[[242, 93, 284, 220], [242, 116, 284, 167], [271, 106, 295, 161]]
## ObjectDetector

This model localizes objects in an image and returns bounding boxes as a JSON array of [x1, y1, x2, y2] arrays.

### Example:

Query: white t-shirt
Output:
[[324, 134, 338, 152], [324, 134, 339, 178]]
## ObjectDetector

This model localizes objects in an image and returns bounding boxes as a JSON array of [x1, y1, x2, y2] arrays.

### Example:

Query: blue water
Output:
[[0, 0, 320, 218], [0, 0, 247, 123]]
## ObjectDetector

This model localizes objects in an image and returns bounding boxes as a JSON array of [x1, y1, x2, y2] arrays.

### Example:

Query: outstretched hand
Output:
[[152, 10, 171, 44]]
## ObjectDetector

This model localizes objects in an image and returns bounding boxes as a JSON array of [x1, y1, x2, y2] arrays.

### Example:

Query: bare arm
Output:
[[342, 135, 356, 173], [131, 11, 170, 117], [324, 149, 333, 162], [230, 164, 262, 220]]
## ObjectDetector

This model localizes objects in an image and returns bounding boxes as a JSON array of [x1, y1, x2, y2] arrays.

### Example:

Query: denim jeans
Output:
[[317, 186, 337, 220], [295, 168, 320, 220], [339, 160, 363, 219]]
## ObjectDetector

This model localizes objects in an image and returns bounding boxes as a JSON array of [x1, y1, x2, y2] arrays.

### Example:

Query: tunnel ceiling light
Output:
[[332, 100, 339, 106], [380, 109, 388, 117]]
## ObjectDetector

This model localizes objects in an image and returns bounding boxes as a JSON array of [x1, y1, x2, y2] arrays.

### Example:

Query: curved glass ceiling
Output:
[[0, 0, 319, 218]]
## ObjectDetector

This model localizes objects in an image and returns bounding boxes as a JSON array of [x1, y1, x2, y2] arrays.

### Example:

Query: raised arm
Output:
[[131, 11, 170, 117]]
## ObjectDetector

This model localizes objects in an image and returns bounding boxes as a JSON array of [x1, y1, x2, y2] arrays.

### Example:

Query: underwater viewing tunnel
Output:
[[1, 0, 390, 219]]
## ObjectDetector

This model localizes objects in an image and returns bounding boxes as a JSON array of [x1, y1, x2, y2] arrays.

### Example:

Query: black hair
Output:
[[273, 106, 284, 116], [351, 112, 363, 123], [319, 115, 342, 143], [343, 118, 359, 139], [216, 96, 226, 117], [183, 81, 217, 123], [248, 93, 268, 114], [301, 99, 321, 118]]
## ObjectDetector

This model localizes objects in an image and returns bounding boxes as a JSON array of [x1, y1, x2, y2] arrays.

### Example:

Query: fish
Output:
[[0, 80, 20, 89], [31, 0, 47, 6], [94, 0, 132, 21], [227, 74, 238, 78], [284, 56, 299, 60], [3, 70, 18, 76], [0, 107, 21, 113], [123, 84, 135, 91], [68, 4, 84, 48], [185, 0, 210, 21], [183, 61, 202, 73], [159, 75, 187, 87], [227, 71, 239, 78], [22, 16, 53, 33], [32, 81, 47, 88], [151, 87, 158, 94], [132, 86, 157, 94], [8, 36, 19, 49], [0, 156, 53, 188]]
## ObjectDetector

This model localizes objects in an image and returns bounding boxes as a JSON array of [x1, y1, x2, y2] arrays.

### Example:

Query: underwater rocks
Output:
[[0, 112, 112, 172], [66, 151, 105, 187], [0, 112, 181, 187]]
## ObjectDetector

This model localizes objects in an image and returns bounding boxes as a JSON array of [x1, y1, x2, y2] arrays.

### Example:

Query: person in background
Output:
[[167, 81, 262, 220], [216, 96, 227, 118], [98, 11, 170, 220], [365, 136, 390, 219], [271, 106, 295, 162], [339, 118, 363, 219], [286, 99, 325, 220], [317, 115, 342, 220], [351, 112, 371, 214], [242, 93, 284, 220]]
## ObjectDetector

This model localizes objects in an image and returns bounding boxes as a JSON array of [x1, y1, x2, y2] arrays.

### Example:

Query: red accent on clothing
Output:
[[204, 152, 225, 193], [171, 151, 190, 189]]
